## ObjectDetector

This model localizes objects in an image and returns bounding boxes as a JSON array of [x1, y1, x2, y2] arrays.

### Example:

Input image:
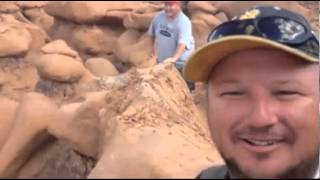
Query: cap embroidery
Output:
[[239, 9, 260, 20], [273, 6, 281, 11], [275, 18, 305, 41], [245, 25, 255, 35]]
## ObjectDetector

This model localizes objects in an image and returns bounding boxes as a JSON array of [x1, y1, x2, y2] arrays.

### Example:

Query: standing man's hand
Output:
[[164, 43, 186, 65], [164, 57, 178, 64]]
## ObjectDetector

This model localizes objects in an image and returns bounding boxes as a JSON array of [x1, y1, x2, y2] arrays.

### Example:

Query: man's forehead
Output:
[[214, 48, 312, 69], [208, 48, 318, 82]]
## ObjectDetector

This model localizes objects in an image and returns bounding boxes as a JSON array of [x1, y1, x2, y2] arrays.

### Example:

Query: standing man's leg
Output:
[[175, 63, 195, 91]]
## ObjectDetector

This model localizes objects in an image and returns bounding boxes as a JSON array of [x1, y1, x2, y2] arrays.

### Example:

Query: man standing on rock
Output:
[[148, 1, 195, 90], [183, 6, 319, 179]]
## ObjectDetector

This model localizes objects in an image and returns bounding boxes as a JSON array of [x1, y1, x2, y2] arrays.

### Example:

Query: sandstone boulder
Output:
[[35, 54, 85, 82], [15, 1, 48, 9], [0, 16, 32, 57], [188, 1, 218, 14], [48, 90, 111, 159], [85, 58, 119, 77], [0, 97, 18, 149], [71, 25, 117, 56], [89, 63, 224, 178], [115, 29, 143, 63], [128, 33, 156, 68], [41, 39, 78, 58], [135, 3, 163, 14], [191, 12, 222, 27], [45, 1, 144, 24], [188, 2, 224, 48], [123, 11, 157, 31], [0, 2, 20, 14], [215, 12, 229, 23], [191, 20, 213, 48], [213, 1, 311, 20], [48, 101, 100, 158], [22, 8, 54, 33], [0, 57, 38, 100], [123, 3, 162, 31], [17, 137, 96, 179], [0, 93, 58, 178]]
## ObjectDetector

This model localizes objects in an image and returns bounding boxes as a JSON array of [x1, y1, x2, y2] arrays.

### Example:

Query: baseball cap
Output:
[[183, 6, 319, 82]]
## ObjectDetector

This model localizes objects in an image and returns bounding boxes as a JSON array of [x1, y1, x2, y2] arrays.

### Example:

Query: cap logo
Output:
[[239, 9, 260, 20], [245, 25, 255, 35], [275, 18, 305, 41]]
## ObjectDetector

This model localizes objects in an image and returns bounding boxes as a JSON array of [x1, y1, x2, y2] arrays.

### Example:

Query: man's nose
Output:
[[247, 94, 278, 128]]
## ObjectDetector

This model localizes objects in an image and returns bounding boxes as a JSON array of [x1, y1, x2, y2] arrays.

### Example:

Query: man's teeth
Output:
[[245, 139, 278, 146]]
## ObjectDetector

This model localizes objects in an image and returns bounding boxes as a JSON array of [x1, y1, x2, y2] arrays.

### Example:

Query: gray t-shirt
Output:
[[148, 10, 195, 66]]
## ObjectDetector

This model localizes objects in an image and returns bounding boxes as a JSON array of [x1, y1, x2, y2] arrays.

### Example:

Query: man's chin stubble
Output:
[[223, 152, 319, 179]]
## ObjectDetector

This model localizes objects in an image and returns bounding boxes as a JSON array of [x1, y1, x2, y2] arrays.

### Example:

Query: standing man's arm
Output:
[[164, 17, 193, 64], [164, 43, 186, 63]]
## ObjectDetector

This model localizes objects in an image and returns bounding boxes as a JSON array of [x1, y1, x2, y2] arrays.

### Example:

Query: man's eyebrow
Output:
[[272, 80, 303, 86], [214, 79, 239, 85]]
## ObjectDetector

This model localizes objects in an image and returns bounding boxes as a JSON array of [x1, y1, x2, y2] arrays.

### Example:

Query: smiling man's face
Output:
[[164, 1, 181, 20], [207, 48, 319, 178]]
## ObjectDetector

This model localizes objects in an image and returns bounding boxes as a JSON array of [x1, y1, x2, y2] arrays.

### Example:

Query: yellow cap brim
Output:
[[183, 35, 319, 82]]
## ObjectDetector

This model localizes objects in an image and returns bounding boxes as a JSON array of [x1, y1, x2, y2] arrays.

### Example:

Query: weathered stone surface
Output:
[[0, 97, 18, 149], [89, 63, 223, 178], [0, 93, 58, 178], [0, 17, 32, 57], [35, 54, 85, 83], [85, 58, 119, 77], [45, 2, 144, 24], [17, 137, 96, 179]]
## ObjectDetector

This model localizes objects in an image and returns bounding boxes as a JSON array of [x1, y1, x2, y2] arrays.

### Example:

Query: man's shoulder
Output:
[[196, 165, 228, 179], [153, 10, 166, 21], [177, 11, 192, 25]]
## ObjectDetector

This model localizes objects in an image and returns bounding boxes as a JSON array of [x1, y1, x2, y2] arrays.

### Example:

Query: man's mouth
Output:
[[234, 126, 291, 153], [241, 138, 283, 146], [238, 137, 285, 153]]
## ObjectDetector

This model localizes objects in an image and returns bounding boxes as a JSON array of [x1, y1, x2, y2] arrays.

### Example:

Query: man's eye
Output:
[[273, 90, 301, 96], [220, 91, 244, 97]]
